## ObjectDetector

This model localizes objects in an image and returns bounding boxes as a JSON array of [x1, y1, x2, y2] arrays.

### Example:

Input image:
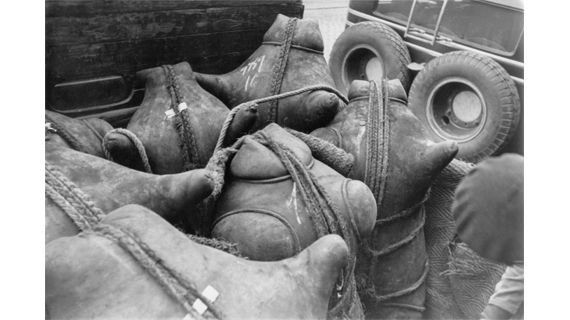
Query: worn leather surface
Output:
[[212, 123, 376, 261], [195, 14, 340, 133], [45, 110, 113, 158], [312, 80, 458, 319], [45, 146, 213, 243], [46, 204, 348, 319], [105, 61, 257, 174]]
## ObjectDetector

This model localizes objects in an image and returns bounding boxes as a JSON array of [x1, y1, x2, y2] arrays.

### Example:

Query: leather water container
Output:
[[211, 123, 377, 318], [195, 14, 342, 133], [312, 80, 458, 319], [212, 123, 376, 261], [104, 61, 257, 174], [46, 204, 349, 319], [45, 110, 113, 158], [45, 145, 214, 244]]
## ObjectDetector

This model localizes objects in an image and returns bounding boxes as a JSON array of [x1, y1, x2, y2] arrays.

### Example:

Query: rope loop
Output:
[[102, 128, 153, 174], [213, 85, 348, 155]]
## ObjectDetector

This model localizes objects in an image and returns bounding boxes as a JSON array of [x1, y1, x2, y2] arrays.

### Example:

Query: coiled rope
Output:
[[162, 64, 201, 171], [91, 223, 221, 320], [102, 128, 153, 173], [361, 80, 430, 312]]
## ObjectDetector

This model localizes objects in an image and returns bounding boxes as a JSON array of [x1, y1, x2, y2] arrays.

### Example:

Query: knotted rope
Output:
[[45, 162, 105, 231], [206, 130, 359, 318], [162, 64, 201, 171], [360, 80, 430, 312], [213, 85, 348, 153], [45, 113, 86, 153], [102, 128, 153, 173], [91, 223, 221, 320]]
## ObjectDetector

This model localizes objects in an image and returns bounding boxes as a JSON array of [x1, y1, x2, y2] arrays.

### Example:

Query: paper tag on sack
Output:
[[165, 109, 176, 118], [177, 102, 188, 112], [189, 285, 220, 316]]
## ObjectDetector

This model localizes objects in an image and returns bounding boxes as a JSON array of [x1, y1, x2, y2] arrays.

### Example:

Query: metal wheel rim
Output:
[[341, 45, 385, 86], [425, 77, 487, 143]]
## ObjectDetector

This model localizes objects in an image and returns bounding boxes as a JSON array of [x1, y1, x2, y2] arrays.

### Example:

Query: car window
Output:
[[373, 0, 443, 29], [373, 0, 523, 55], [373, 0, 413, 23], [439, 0, 523, 55]]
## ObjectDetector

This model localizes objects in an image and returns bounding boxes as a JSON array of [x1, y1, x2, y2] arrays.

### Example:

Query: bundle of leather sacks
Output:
[[45, 14, 505, 320]]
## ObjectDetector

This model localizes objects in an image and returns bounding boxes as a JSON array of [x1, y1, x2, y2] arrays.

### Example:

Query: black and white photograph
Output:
[[6, 0, 561, 318]]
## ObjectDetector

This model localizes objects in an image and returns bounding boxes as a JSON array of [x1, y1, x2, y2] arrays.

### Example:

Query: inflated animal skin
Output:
[[46, 204, 349, 320], [210, 123, 377, 318], [45, 110, 113, 157], [311, 80, 458, 319], [195, 14, 343, 133], [104, 61, 257, 174], [45, 145, 214, 244]]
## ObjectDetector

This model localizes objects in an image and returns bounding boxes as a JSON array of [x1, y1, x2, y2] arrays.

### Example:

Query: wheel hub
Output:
[[426, 79, 486, 142]]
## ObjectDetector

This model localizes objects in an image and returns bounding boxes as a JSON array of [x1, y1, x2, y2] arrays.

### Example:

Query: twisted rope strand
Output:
[[102, 128, 153, 173], [163, 65, 201, 171], [45, 114, 86, 153], [362, 80, 429, 308], [213, 85, 348, 154], [261, 41, 324, 54], [45, 162, 105, 230], [92, 223, 221, 319], [268, 17, 298, 123]]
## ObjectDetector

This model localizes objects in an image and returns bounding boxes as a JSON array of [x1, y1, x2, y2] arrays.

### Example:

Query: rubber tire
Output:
[[408, 51, 521, 163], [329, 21, 412, 94]]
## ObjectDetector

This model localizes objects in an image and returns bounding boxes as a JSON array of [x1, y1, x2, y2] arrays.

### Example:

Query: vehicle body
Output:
[[45, 0, 304, 126], [343, 0, 524, 156]]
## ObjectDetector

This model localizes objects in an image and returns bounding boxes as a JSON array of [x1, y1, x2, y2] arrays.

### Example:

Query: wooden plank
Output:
[[46, 0, 303, 17], [46, 5, 303, 45], [46, 29, 265, 81]]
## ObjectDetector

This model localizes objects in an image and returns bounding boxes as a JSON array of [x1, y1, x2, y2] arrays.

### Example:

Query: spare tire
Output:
[[408, 51, 520, 163], [329, 21, 411, 94]]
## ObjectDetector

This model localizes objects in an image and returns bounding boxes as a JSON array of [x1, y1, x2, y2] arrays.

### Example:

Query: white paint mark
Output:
[[287, 182, 301, 224]]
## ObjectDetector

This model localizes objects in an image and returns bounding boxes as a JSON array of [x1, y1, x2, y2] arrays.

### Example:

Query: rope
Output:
[[364, 80, 390, 211], [186, 234, 245, 258], [213, 85, 348, 154], [367, 206, 426, 257], [261, 41, 324, 54], [45, 162, 105, 231], [360, 80, 429, 309], [162, 65, 201, 171], [365, 261, 429, 303], [102, 128, 153, 173], [46, 161, 221, 318], [45, 114, 86, 153], [267, 17, 298, 124], [92, 223, 221, 320]]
